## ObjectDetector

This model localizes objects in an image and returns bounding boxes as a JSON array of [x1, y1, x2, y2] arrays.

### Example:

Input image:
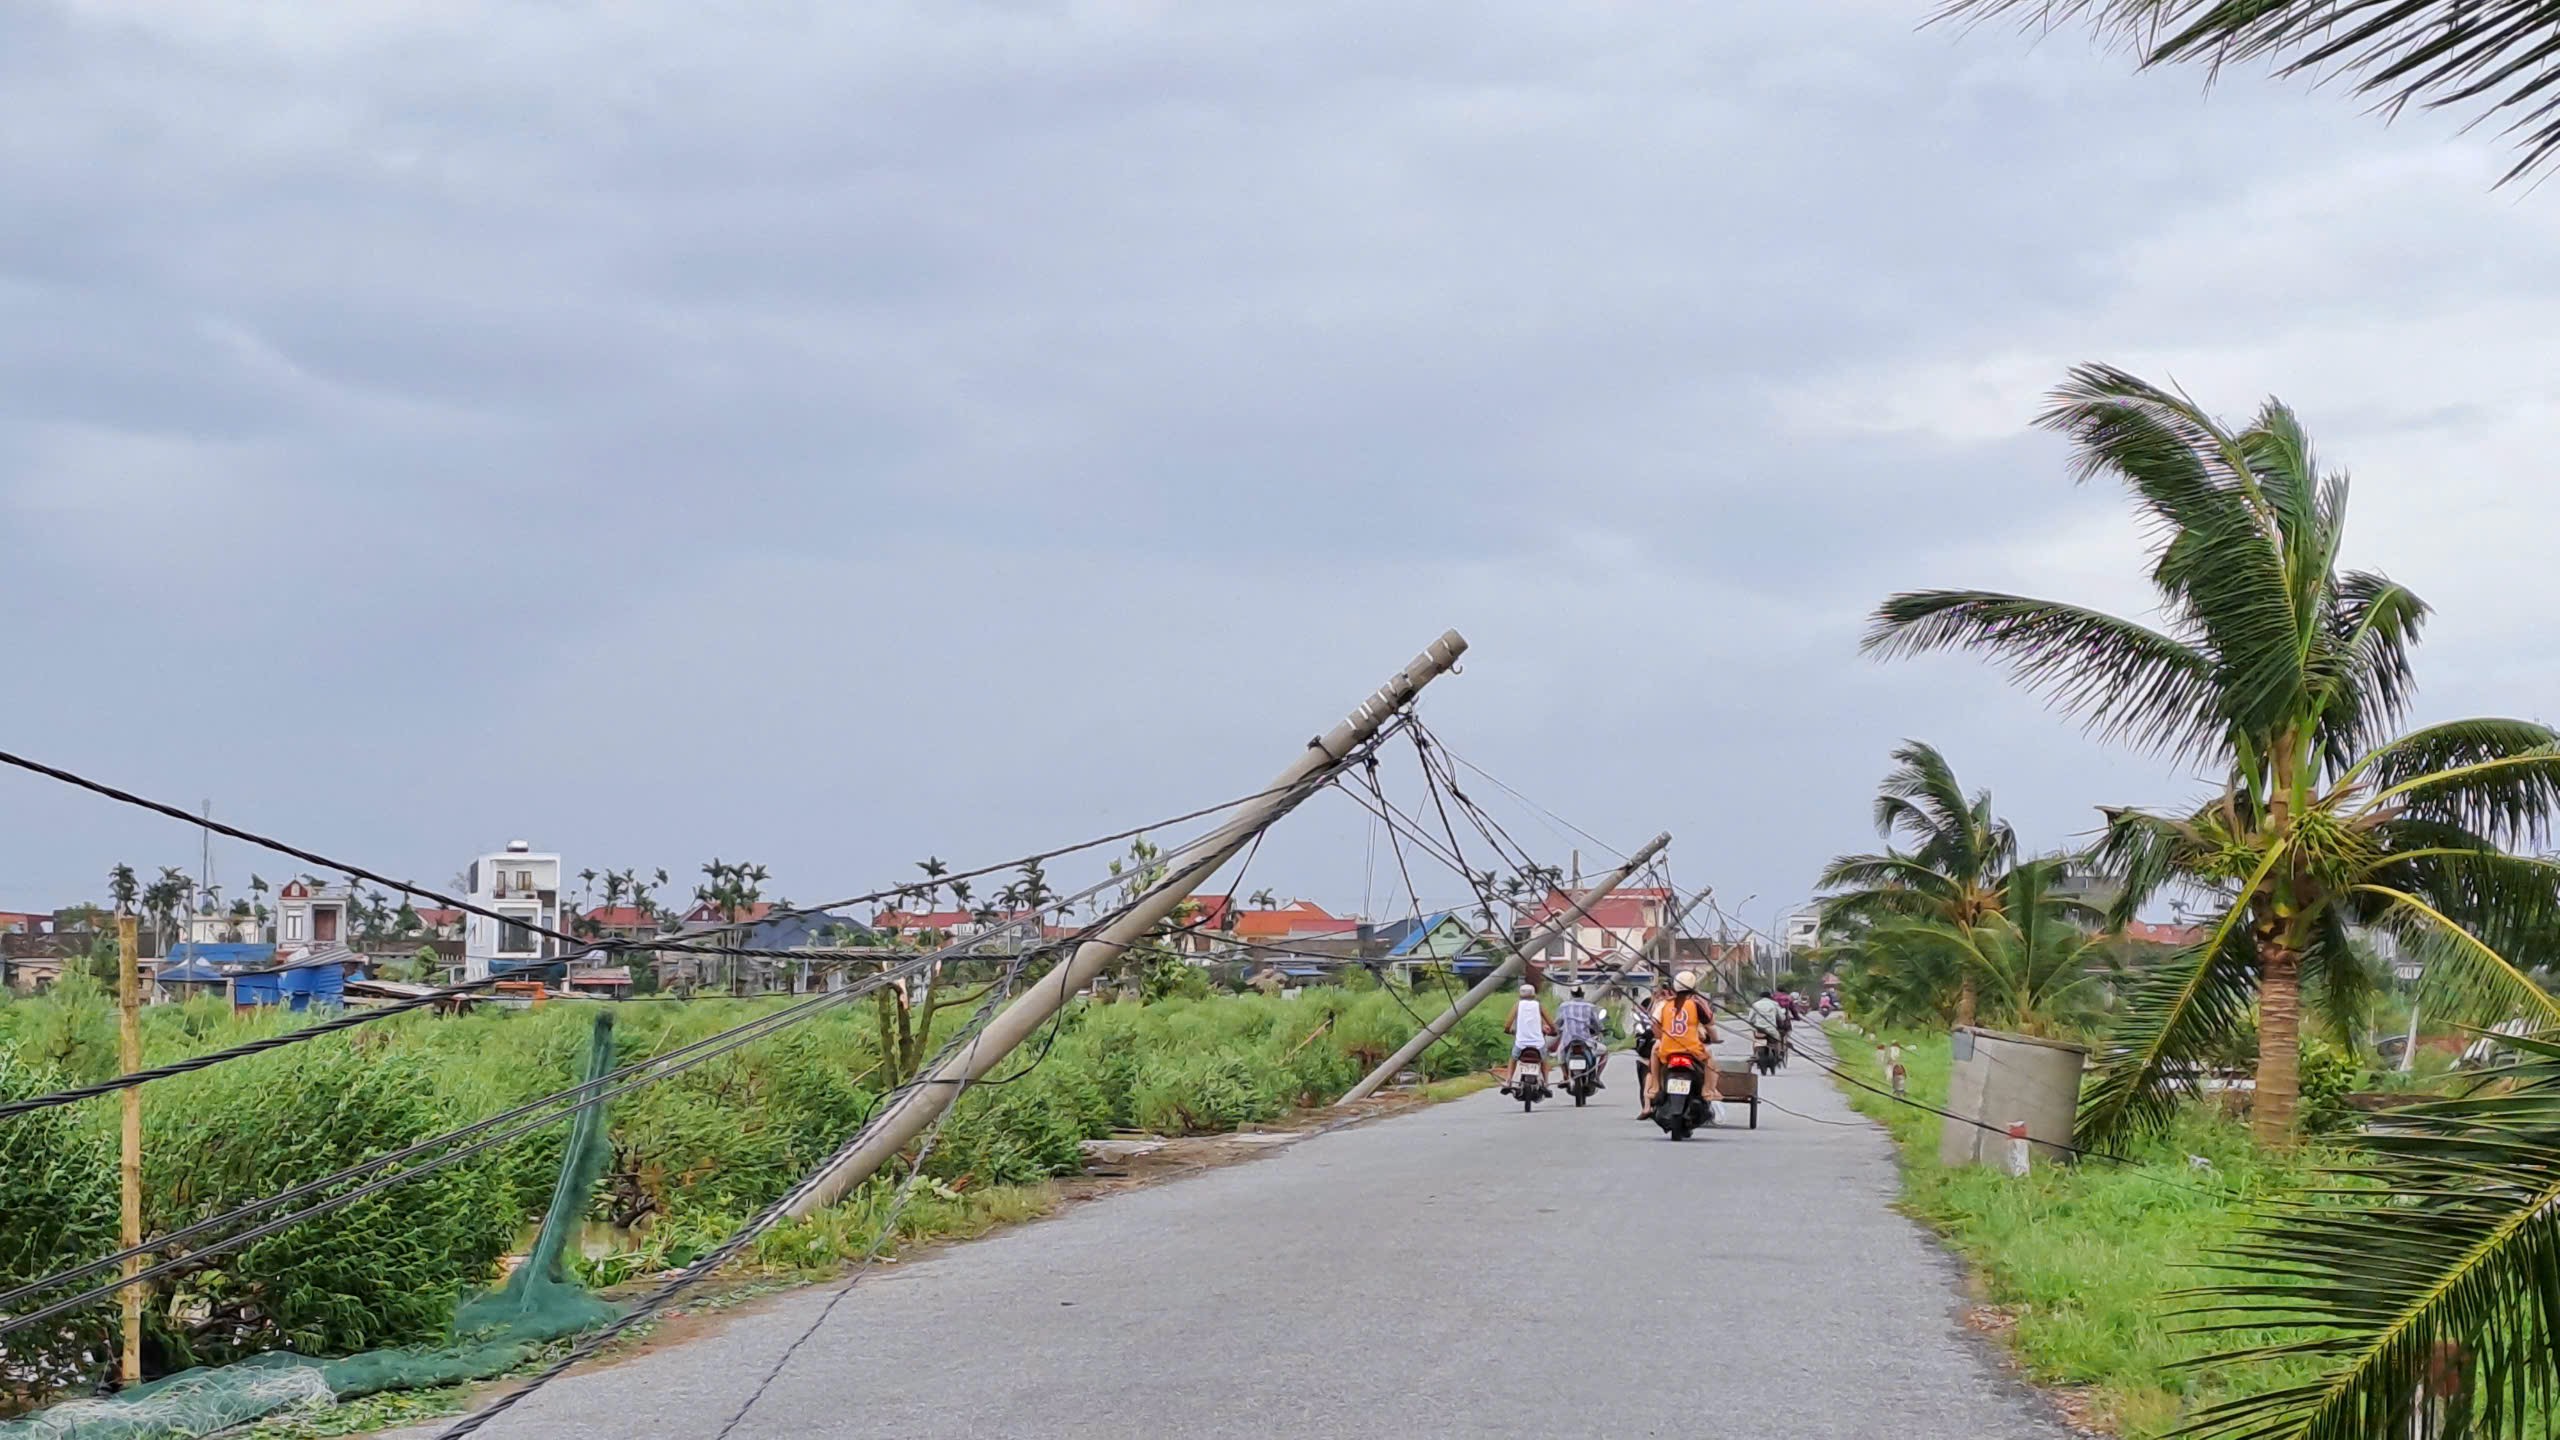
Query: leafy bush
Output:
[[141, 1044, 516, 1369], [0, 1049, 120, 1407], [931, 1084, 1089, 1188], [2295, 1035, 2368, 1135], [0, 975, 118, 1085]]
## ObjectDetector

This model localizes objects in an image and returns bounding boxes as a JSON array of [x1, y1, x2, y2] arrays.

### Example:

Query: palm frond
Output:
[[2298, 905, 2381, 1045], [1864, 590, 2221, 760], [2173, 1032, 2560, 1440], [2349, 717, 2560, 793], [2077, 919, 2264, 1148], [2039, 366, 2312, 745], [1816, 851, 1965, 900], [1874, 739, 2002, 883], [1934, 0, 2560, 185], [2367, 747, 2560, 851], [2310, 568, 2430, 769], [2357, 863, 2560, 1031], [1876, 740, 1972, 836], [2093, 803, 2212, 929]]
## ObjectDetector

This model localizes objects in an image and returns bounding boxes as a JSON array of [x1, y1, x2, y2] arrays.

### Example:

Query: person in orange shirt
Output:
[[1646, 970, 1718, 1112]]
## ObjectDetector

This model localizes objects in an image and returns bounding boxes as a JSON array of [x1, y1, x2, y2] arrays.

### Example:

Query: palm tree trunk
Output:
[[1955, 975, 1977, 1029], [2255, 943, 2302, 1145]]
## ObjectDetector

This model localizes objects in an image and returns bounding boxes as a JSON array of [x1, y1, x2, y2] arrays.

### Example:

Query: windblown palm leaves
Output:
[[2083, 735, 2560, 1144], [1937, 0, 2560, 185], [1835, 859, 2111, 1036], [2174, 1030, 2560, 1440], [1818, 741, 2021, 1024], [1868, 365, 2560, 1146]]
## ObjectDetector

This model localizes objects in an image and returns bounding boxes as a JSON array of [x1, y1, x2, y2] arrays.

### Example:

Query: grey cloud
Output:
[[0, 0, 2544, 924]]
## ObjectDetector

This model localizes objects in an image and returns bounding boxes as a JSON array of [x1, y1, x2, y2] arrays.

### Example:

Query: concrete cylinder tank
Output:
[[1939, 1025, 2088, 1168]]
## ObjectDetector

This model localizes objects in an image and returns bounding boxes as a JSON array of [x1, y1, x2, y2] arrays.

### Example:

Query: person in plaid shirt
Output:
[[1553, 985, 1606, 1086]]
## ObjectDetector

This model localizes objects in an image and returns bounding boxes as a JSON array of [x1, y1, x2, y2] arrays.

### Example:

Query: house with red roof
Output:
[[1230, 899, 1359, 943], [1519, 886, 1670, 976], [412, 908, 467, 941], [567, 905, 657, 945], [2122, 919, 2205, 948], [683, 899, 775, 927], [867, 906, 1078, 949]]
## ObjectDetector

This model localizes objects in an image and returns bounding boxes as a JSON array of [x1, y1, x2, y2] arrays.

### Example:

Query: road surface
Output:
[[408, 1026, 2069, 1439]]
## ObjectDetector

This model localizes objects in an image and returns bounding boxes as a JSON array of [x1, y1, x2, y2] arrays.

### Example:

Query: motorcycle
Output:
[[1651, 1052, 1711, 1139], [1560, 1037, 1600, 1107], [1506, 1048, 1552, 1112], [1773, 1011, 1794, 1069], [1751, 1026, 1783, 1076]]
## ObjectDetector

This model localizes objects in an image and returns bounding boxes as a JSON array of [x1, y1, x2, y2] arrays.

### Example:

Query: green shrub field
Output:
[[0, 976, 1511, 1407]]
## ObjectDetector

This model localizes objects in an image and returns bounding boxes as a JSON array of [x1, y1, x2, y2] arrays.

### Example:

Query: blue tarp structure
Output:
[[232, 948, 353, 1011], [161, 942, 274, 974]]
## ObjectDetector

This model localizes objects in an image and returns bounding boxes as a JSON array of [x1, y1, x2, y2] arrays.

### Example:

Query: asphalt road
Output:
[[408, 1026, 2069, 1440]]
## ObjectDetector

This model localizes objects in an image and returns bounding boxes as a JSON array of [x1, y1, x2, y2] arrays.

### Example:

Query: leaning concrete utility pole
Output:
[[784, 629, 1469, 1219], [1338, 832, 1668, 1105], [1652, 886, 1714, 977]]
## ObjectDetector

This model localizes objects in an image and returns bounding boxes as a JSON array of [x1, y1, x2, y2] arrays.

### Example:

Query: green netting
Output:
[[2, 1013, 625, 1440]]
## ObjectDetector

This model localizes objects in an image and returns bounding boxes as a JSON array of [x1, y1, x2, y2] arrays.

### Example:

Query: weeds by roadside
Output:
[[1822, 1023, 2331, 1438]]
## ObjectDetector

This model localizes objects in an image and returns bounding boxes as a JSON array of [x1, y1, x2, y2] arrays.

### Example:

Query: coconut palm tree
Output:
[[1867, 364, 2560, 1146], [1834, 859, 2110, 1036], [142, 868, 192, 957], [1816, 741, 2026, 1026], [1940, 0, 2560, 184], [107, 864, 138, 917]]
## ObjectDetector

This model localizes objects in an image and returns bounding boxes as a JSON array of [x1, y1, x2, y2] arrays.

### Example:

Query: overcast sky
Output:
[[4, 1, 2553, 936]]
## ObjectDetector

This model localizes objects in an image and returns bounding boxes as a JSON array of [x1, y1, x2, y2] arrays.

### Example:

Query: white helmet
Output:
[[1673, 969, 1699, 993], [1518, 983, 1537, 998]]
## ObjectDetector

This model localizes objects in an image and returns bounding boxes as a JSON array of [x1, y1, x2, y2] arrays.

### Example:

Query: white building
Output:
[[188, 904, 258, 945], [275, 879, 354, 958], [463, 840, 562, 980], [1784, 909, 1822, 952]]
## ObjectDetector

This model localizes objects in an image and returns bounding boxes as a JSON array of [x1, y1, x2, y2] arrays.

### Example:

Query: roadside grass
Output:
[[1822, 1024, 2331, 1438], [1420, 1071, 1501, 1103]]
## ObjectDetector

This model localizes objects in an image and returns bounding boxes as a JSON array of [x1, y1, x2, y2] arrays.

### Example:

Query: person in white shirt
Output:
[[1503, 982, 1555, 1093], [1747, 990, 1786, 1048]]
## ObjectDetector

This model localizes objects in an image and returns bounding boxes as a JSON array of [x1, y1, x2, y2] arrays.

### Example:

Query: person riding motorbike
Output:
[[1630, 979, 1665, 1118], [1747, 989, 1787, 1067], [1552, 983, 1605, 1088], [1645, 970, 1717, 1113], [1504, 982, 1555, 1094], [1748, 989, 1785, 1036]]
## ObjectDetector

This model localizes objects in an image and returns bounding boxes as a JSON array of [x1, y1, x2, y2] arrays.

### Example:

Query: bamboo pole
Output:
[[117, 913, 143, 1383]]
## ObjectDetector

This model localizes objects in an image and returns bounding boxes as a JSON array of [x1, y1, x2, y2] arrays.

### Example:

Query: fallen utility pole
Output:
[[1338, 832, 1669, 1105], [783, 629, 1469, 1219]]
